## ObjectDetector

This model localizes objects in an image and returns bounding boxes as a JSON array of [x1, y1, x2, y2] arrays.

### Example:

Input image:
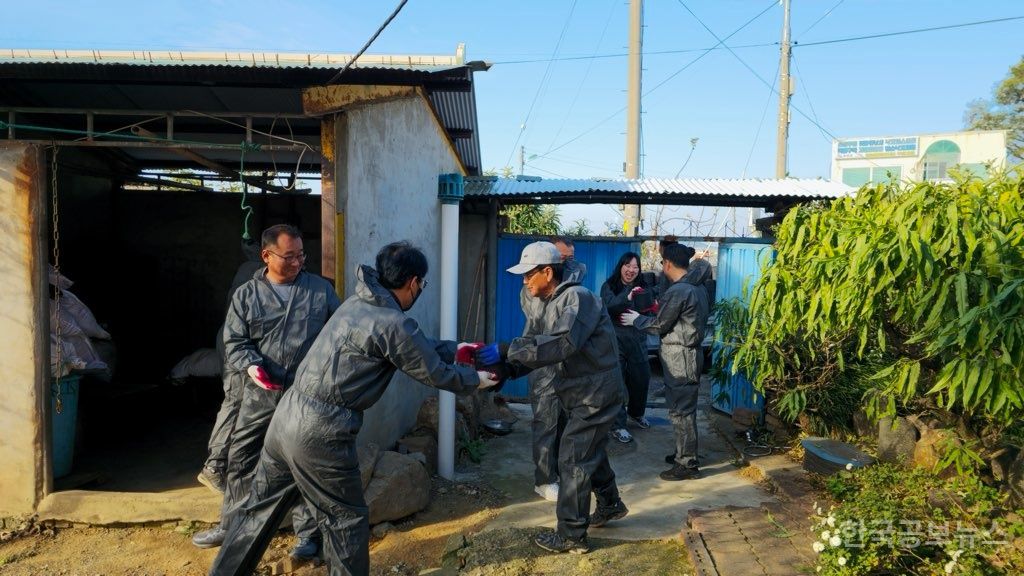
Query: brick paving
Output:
[[682, 415, 821, 576]]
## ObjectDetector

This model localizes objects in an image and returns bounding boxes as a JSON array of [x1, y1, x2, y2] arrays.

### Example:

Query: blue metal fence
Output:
[[495, 235, 641, 398], [711, 241, 775, 416]]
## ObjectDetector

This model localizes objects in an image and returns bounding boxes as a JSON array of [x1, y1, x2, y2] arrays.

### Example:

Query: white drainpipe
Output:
[[437, 174, 464, 480]]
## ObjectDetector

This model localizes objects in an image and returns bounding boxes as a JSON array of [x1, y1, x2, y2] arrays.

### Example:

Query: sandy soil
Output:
[[0, 475, 690, 576]]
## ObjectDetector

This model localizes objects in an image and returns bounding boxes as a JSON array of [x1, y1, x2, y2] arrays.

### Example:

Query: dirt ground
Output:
[[0, 475, 691, 576]]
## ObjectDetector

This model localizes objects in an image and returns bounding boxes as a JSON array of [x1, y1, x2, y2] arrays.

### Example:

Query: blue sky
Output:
[[5, 1, 1022, 234]]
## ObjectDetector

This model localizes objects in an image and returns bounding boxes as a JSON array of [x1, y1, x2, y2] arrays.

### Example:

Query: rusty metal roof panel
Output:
[[464, 176, 854, 200]]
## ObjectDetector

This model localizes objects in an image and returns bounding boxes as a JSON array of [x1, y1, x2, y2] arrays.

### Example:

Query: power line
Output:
[[504, 0, 580, 170], [325, 0, 409, 85], [490, 13, 1024, 67], [531, 0, 778, 163], [741, 62, 779, 178], [790, 52, 830, 146], [543, 0, 618, 156], [489, 41, 777, 65], [676, 0, 838, 142], [795, 15, 1024, 48], [796, 0, 846, 39]]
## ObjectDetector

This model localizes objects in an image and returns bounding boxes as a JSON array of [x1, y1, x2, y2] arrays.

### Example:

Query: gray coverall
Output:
[[206, 240, 264, 473], [633, 260, 711, 468], [600, 280, 652, 428], [210, 265, 481, 576], [218, 268, 341, 541], [507, 277, 624, 542], [522, 259, 585, 486]]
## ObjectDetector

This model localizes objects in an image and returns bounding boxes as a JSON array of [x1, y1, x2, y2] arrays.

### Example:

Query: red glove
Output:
[[627, 286, 645, 301], [642, 300, 660, 314], [247, 365, 282, 391], [456, 342, 484, 365]]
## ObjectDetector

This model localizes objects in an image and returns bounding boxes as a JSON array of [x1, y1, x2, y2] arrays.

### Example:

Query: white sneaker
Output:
[[610, 428, 634, 443], [534, 483, 559, 502]]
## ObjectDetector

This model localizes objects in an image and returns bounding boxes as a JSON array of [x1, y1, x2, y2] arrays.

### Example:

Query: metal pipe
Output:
[[485, 200, 498, 342], [0, 106, 312, 119], [131, 125, 297, 194], [437, 174, 464, 480], [11, 138, 312, 152]]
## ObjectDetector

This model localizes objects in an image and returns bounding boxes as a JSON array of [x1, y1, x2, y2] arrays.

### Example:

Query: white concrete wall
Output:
[[831, 130, 1007, 183], [342, 95, 464, 448], [0, 144, 47, 517]]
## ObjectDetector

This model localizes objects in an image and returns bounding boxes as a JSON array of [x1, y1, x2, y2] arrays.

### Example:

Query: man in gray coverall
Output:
[[209, 241, 499, 576], [620, 244, 710, 481], [199, 239, 264, 493], [522, 236, 586, 502], [192, 225, 341, 561], [482, 241, 627, 555]]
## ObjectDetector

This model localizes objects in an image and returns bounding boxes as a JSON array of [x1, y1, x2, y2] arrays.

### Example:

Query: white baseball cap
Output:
[[506, 241, 562, 274]]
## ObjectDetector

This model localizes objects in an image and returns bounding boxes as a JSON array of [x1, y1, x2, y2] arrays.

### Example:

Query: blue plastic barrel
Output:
[[51, 375, 81, 478]]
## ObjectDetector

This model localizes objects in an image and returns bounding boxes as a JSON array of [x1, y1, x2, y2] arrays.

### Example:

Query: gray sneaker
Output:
[[591, 500, 628, 528], [192, 526, 226, 549], [197, 466, 225, 494]]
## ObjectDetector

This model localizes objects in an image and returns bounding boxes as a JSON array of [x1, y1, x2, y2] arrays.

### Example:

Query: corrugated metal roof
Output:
[[0, 49, 464, 72], [428, 84, 481, 174], [464, 176, 853, 200]]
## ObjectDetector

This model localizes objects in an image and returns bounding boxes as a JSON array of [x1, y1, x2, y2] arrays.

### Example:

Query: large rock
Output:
[[397, 435, 438, 473], [912, 428, 959, 478], [877, 416, 918, 465], [364, 451, 431, 525], [1007, 450, 1024, 509], [415, 396, 472, 441], [358, 442, 381, 491], [852, 409, 875, 439]]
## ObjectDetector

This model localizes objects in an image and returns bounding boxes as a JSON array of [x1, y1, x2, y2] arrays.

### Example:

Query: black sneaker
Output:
[[659, 464, 700, 481], [590, 500, 628, 528], [197, 466, 225, 494], [534, 532, 590, 554]]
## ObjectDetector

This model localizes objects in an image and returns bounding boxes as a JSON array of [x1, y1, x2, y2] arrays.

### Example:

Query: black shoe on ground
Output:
[[534, 531, 590, 554], [197, 466, 225, 494], [290, 536, 321, 560], [660, 464, 700, 481], [590, 500, 629, 528]]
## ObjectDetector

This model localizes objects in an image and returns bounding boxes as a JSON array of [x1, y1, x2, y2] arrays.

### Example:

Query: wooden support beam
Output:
[[302, 85, 417, 116]]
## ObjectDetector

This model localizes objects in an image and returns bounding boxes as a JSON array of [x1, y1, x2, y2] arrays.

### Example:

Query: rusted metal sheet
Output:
[[302, 85, 417, 116], [0, 142, 49, 515], [320, 115, 337, 293]]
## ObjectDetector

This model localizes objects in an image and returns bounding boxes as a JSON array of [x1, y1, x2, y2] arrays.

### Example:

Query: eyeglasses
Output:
[[418, 278, 429, 290], [524, 266, 546, 281], [267, 250, 306, 263]]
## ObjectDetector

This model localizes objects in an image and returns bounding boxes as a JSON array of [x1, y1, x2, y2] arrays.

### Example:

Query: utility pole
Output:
[[519, 145, 525, 176], [775, 0, 793, 179], [623, 0, 643, 236]]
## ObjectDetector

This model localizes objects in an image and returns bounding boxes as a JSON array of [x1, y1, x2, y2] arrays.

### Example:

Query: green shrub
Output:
[[811, 463, 1024, 575], [727, 170, 1024, 438]]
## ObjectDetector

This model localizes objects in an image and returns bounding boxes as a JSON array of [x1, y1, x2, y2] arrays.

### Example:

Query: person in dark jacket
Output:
[[620, 244, 710, 481], [521, 236, 586, 502], [209, 241, 498, 576], [193, 225, 341, 560], [481, 241, 628, 555], [600, 251, 655, 444], [200, 239, 265, 494]]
